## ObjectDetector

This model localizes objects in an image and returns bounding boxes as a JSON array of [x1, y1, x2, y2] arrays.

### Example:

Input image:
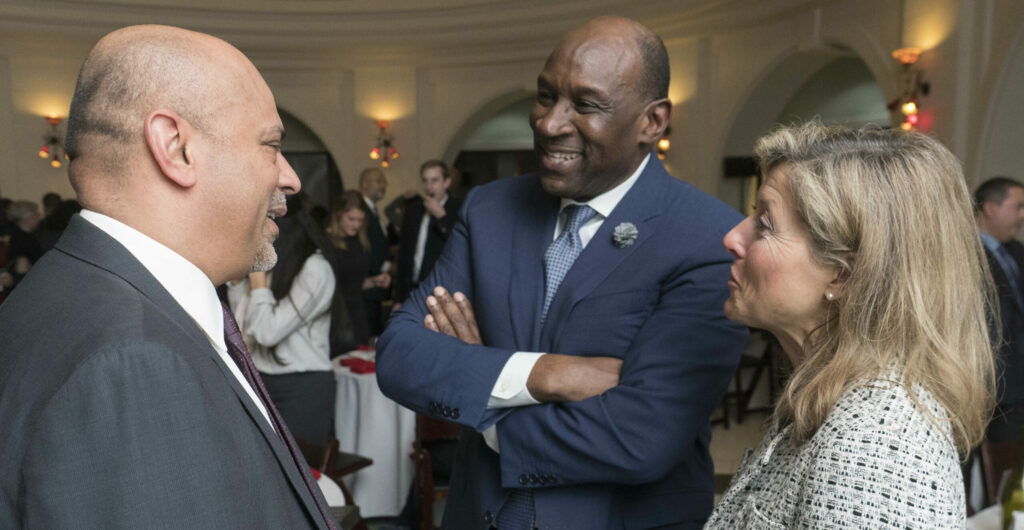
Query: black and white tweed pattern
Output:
[[706, 380, 964, 529]]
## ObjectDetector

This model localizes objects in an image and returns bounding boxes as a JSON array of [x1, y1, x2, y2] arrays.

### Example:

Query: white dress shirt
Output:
[[79, 209, 273, 427], [227, 251, 335, 375], [482, 154, 650, 452], [413, 194, 449, 281]]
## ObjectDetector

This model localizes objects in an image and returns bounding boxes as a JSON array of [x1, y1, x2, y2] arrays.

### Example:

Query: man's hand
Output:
[[424, 286, 481, 345], [526, 354, 622, 402], [422, 193, 447, 219], [363, 273, 391, 290]]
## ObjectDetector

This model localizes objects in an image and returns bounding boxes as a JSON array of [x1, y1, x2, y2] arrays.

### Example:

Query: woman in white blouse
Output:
[[229, 211, 349, 445], [706, 123, 995, 528]]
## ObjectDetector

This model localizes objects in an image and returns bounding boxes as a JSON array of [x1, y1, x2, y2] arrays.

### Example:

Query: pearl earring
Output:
[[826, 292, 835, 301]]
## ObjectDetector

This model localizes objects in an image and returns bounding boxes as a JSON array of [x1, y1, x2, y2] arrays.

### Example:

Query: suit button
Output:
[[550, 474, 558, 483], [483, 510, 493, 523], [443, 406, 452, 417], [452, 408, 460, 419], [518, 474, 528, 485], [429, 401, 438, 413], [528, 473, 538, 485]]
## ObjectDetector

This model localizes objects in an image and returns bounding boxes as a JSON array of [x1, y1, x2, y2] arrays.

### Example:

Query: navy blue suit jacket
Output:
[[377, 156, 747, 529]]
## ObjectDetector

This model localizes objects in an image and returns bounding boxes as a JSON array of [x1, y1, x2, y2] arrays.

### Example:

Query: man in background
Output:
[[0, 25, 335, 528], [395, 159, 462, 303], [377, 17, 746, 529], [358, 166, 396, 335], [976, 176, 1024, 442]]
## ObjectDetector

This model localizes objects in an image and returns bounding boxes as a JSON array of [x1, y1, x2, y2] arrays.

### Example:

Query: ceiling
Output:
[[0, 0, 826, 66]]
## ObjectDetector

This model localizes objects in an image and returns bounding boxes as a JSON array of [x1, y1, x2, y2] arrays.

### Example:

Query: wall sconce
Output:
[[38, 116, 66, 168], [368, 120, 398, 168], [657, 126, 671, 160], [888, 47, 930, 131]]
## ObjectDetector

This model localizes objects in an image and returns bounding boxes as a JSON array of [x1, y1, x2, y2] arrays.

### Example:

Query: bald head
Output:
[[65, 25, 259, 184], [559, 17, 669, 103]]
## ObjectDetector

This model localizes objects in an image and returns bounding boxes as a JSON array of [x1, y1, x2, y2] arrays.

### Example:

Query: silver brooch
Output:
[[612, 222, 638, 248]]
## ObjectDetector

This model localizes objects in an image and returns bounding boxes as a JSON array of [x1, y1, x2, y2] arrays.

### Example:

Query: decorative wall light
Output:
[[888, 47, 930, 131], [657, 126, 671, 160], [38, 116, 66, 168], [368, 120, 398, 168]]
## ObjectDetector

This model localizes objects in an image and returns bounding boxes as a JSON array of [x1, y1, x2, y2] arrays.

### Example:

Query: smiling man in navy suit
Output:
[[377, 17, 746, 530]]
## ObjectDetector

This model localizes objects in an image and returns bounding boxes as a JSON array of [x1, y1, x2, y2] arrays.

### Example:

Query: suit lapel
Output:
[[57, 216, 325, 527], [508, 181, 560, 351], [539, 157, 668, 350]]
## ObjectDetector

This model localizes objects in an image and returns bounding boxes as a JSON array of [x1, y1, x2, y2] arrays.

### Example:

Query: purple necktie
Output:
[[222, 303, 337, 530]]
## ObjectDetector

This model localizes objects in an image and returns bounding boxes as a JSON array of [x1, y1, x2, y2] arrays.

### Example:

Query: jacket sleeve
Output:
[[377, 189, 518, 431], [492, 253, 747, 487]]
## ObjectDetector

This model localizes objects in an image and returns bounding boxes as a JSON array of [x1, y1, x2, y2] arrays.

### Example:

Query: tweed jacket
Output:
[[706, 379, 964, 529]]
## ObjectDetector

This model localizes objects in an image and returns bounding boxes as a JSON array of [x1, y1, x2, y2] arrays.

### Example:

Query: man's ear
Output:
[[638, 98, 671, 145], [144, 108, 197, 188]]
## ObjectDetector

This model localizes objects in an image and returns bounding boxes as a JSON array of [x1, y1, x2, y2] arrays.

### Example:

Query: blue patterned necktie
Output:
[[496, 204, 596, 530], [539, 204, 597, 327]]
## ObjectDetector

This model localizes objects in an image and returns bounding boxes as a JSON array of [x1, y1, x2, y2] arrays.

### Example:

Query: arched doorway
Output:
[[719, 53, 888, 213], [279, 108, 343, 211]]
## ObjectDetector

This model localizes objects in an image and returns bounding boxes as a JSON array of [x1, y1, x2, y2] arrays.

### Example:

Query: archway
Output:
[[442, 90, 535, 194], [279, 108, 343, 211], [718, 51, 888, 213], [976, 25, 1024, 187]]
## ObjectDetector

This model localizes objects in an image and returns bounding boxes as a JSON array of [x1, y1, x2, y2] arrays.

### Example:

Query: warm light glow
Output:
[[906, 113, 919, 126], [903, 5, 955, 51], [381, 160, 389, 168], [50, 158, 61, 168], [900, 122, 914, 131], [369, 149, 380, 160], [901, 101, 918, 115], [38, 147, 49, 158], [892, 47, 923, 65], [658, 138, 671, 152]]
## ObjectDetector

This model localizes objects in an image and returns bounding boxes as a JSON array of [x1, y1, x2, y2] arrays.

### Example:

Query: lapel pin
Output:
[[612, 222, 638, 248]]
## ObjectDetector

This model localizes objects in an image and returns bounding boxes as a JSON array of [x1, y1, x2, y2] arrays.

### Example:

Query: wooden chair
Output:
[[296, 437, 374, 530], [722, 331, 786, 425], [411, 414, 462, 530], [978, 438, 1019, 507]]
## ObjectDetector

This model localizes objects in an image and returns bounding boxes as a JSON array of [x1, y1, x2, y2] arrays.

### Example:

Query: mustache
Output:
[[269, 191, 287, 211]]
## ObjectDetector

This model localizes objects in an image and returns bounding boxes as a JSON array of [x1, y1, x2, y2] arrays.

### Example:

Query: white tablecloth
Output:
[[333, 354, 416, 517]]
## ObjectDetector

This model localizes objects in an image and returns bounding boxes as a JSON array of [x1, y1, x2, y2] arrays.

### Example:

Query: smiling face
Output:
[[722, 169, 837, 345], [199, 51, 300, 276], [530, 25, 651, 201]]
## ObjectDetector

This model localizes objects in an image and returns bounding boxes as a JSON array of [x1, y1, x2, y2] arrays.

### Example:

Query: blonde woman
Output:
[[706, 123, 995, 528]]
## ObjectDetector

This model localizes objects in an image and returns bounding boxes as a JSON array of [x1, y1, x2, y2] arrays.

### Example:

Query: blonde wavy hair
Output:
[[757, 122, 996, 456]]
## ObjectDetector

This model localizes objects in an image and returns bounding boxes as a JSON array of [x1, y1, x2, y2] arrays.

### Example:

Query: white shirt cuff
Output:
[[487, 352, 543, 407], [482, 425, 500, 453]]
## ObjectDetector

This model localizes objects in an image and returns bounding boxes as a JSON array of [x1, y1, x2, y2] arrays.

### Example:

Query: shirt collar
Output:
[[558, 153, 649, 218], [362, 194, 377, 213], [979, 229, 1001, 253], [79, 209, 226, 351]]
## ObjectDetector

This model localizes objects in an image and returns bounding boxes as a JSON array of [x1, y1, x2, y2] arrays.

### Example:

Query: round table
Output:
[[333, 354, 416, 518]]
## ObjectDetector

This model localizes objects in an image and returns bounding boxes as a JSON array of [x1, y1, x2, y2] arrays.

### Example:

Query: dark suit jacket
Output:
[[986, 240, 1024, 406], [395, 195, 462, 302], [377, 157, 747, 529], [364, 202, 396, 334], [0, 215, 330, 529]]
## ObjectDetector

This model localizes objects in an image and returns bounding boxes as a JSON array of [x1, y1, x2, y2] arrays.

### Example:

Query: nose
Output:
[[277, 152, 301, 195], [722, 217, 750, 259], [531, 101, 573, 139]]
